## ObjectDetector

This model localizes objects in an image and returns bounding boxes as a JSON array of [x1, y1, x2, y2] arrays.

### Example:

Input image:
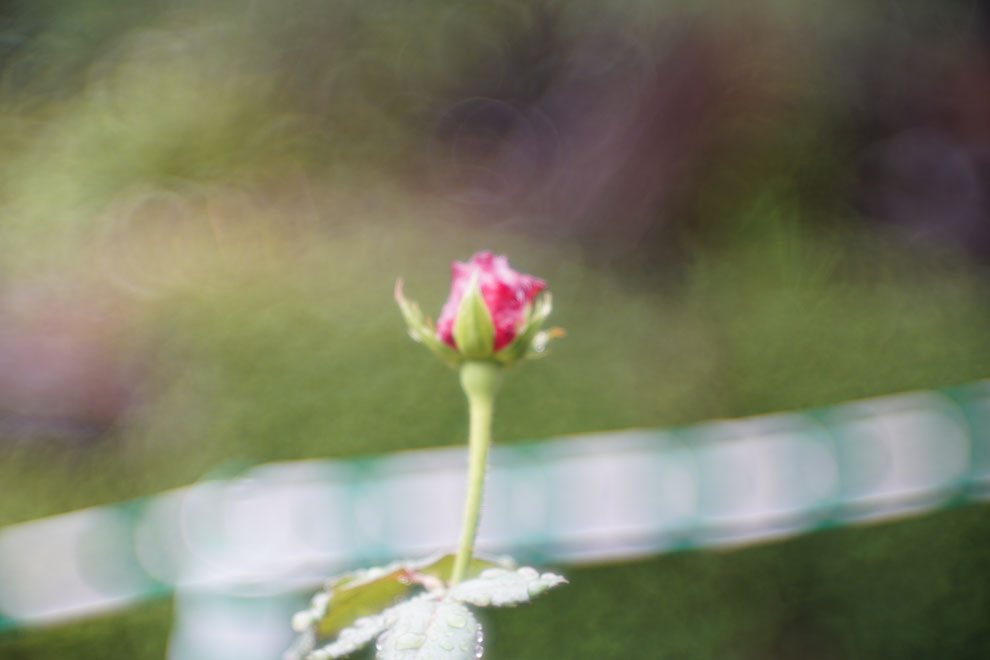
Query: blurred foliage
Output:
[[0, 0, 988, 658]]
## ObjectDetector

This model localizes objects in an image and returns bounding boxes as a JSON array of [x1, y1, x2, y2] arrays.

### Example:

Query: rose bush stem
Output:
[[450, 360, 500, 585]]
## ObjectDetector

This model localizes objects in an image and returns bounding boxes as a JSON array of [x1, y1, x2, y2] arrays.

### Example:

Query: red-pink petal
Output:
[[436, 251, 546, 352]]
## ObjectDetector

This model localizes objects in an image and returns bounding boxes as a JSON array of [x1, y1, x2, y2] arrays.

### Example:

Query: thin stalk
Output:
[[449, 360, 499, 585]]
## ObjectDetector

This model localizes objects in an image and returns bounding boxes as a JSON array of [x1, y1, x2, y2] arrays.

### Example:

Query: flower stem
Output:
[[449, 360, 500, 585]]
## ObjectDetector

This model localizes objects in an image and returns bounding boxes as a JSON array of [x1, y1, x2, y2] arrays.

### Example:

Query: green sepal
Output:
[[394, 280, 462, 368], [493, 293, 556, 365], [451, 274, 495, 359]]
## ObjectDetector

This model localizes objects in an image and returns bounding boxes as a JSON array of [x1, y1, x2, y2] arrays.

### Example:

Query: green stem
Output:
[[449, 360, 500, 585]]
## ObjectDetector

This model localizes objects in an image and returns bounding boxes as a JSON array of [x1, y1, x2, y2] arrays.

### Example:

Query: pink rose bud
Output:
[[395, 251, 561, 367], [436, 252, 545, 353]]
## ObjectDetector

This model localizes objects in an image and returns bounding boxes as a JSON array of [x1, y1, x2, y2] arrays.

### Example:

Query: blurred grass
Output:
[[2, 208, 985, 525], [0, 599, 173, 660], [485, 505, 990, 660], [0, 0, 988, 658]]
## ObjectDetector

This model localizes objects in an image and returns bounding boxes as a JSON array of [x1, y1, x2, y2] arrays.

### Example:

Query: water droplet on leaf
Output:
[[395, 633, 427, 650]]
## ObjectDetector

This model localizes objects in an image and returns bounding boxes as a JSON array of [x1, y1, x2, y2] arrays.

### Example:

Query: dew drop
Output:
[[476, 627, 485, 658], [446, 613, 468, 629], [439, 640, 455, 651], [395, 633, 427, 650], [290, 611, 312, 632]]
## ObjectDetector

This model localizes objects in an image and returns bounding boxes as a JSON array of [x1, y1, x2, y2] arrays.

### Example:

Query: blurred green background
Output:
[[0, 0, 988, 657]]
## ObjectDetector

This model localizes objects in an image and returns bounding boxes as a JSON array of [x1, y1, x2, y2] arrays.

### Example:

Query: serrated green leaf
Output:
[[414, 553, 513, 584], [315, 567, 414, 639], [309, 611, 391, 660], [376, 598, 480, 660], [303, 553, 506, 647], [448, 566, 567, 608], [283, 627, 317, 660]]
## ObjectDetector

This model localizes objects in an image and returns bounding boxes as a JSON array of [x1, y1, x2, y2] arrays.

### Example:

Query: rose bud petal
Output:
[[396, 251, 559, 366], [436, 252, 545, 353]]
